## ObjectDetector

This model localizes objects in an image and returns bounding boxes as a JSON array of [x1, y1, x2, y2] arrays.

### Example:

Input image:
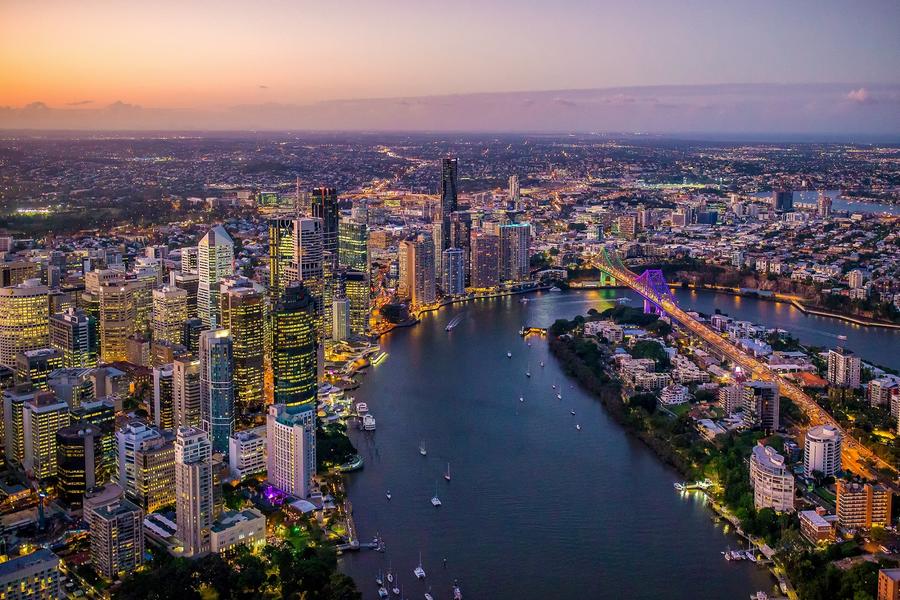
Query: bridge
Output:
[[588, 247, 896, 480]]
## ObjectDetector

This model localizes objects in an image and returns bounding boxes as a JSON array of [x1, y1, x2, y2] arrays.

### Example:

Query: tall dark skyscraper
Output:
[[272, 282, 318, 408], [311, 187, 339, 259], [440, 158, 459, 250], [771, 190, 793, 212]]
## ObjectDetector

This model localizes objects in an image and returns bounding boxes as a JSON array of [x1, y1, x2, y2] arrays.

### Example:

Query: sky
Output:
[[2, 0, 899, 134]]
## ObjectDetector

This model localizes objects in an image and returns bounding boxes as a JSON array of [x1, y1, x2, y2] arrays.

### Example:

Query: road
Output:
[[588, 248, 896, 481]]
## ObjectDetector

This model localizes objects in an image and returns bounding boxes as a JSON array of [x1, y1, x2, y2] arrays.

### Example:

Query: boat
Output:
[[431, 482, 442, 507], [519, 396, 524, 402], [376, 572, 384, 586], [557, 393, 562, 400], [674, 482, 685, 492], [378, 588, 389, 599], [540, 361, 544, 367], [507, 352, 512, 358], [362, 414, 376, 431], [552, 384, 556, 389], [444, 463, 451, 482], [525, 371, 531, 377], [453, 582, 462, 600], [570, 410, 575, 415], [425, 594, 434, 600], [393, 584, 401, 595], [837, 334, 848, 340], [419, 442, 427, 456], [550, 286, 561, 292], [576, 424, 581, 431], [519, 297, 529, 303], [387, 570, 394, 584], [414, 553, 426, 579], [386, 490, 392, 500]]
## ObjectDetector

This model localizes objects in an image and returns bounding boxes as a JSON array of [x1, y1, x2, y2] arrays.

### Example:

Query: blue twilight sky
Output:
[[1, 0, 898, 134]]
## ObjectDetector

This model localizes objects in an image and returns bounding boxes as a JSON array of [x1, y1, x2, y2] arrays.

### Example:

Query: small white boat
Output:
[[525, 371, 531, 377], [550, 286, 561, 292], [386, 490, 392, 500], [576, 424, 581, 431], [453, 583, 462, 599], [414, 553, 426, 579], [570, 410, 575, 415], [376, 571, 384, 586], [387, 571, 394, 584], [557, 393, 562, 400], [540, 362, 544, 367], [444, 463, 451, 482], [519, 396, 524, 402], [392, 585, 400, 595], [378, 588, 389, 599], [507, 352, 512, 358], [419, 442, 427, 456], [431, 482, 442, 506], [837, 334, 848, 340], [425, 593, 434, 600]]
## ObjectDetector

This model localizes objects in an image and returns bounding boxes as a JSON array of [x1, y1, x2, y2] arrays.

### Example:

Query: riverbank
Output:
[[672, 282, 900, 329]]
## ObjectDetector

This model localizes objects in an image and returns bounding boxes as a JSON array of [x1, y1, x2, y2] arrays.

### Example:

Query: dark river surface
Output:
[[336, 289, 877, 599]]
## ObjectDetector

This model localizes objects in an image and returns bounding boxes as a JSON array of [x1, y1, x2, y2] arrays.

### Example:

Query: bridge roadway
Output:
[[589, 251, 896, 481]]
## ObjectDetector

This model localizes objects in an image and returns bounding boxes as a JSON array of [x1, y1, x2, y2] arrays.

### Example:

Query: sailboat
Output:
[[431, 482, 442, 507], [540, 361, 544, 367], [519, 395, 524, 402], [386, 490, 392, 500], [376, 571, 384, 586], [576, 424, 582, 431], [506, 351, 512, 358], [453, 581, 463, 600], [387, 567, 394, 584], [419, 442, 427, 456], [414, 553, 426, 579], [444, 463, 451, 482], [425, 590, 434, 600]]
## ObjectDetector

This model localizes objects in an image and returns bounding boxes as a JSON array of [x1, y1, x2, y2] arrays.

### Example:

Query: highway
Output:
[[588, 249, 897, 481]]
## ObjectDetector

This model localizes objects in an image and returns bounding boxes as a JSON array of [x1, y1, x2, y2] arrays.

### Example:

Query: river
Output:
[[753, 190, 899, 216], [339, 289, 797, 600]]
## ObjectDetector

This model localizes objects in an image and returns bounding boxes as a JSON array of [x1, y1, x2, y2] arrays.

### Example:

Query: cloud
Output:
[[259, 85, 269, 89], [846, 88, 873, 104], [66, 100, 93, 106]]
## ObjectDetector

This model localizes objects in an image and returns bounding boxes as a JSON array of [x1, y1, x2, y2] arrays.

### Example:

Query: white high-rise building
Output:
[[152, 286, 188, 345], [197, 226, 234, 329], [827, 347, 860, 389], [331, 298, 350, 342], [175, 427, 213, 557], [266, 403, 316, 498], [508, 174, 521, 209], [803, 425, 842, 477], [749, 443, 794, 512], [499, 222, 531, 283], [228, 431, 266, 481], [442, 248, 465, 296], [287, 218, 325, 337]]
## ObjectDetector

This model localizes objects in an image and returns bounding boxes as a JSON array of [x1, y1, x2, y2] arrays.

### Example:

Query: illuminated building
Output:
[[268, 217, 295, 299], [741, 381, 780, 432], [0, 548, 60, 599], [499, 222, 531, 282], [828, 347, 861, 389], [441, 248, 465, 296], [470, 231, 500, 288], [836, 480, 892, 529], [817, 190, 833, 218], [116, 421, 175, 513], [56, 423, 104, 507], [440, 158, 459, 250], [15, 348, 63, 390], [311, 187, 339, 261], [432, 219, 443, 284], [0, 260, 39, 287], [509, 174, 521, 209], [23, 391, 70, 481], [199, 329, 234, 454], [197, 225, 235, 328], [343, 270, 369, 336], [332, 298, 350, 342], [47, 367, 95, 408], [175, 426, 213, 557], [152, 364, 175, 431], [228, 431, 266, 481], [718, 384, 742, 416], [266, 403, 316, 498], [180, 246, 199, 274], [878, 568, 900, 600], [173, 356, 202, 429], [450, 211, 474, 284], [152, 286, 188, 345], [85, 484, 144, 580], [803, 425, 842, 477], [401, 233, 435, 307], [272, 283, 318, 407], [171, 270, 199, 319], [286, 218, 325, 338], [3, 385, 35, 468], [69, 398, 115, 479], [397, 239, 414, 299], [338, 218, 368, 272], [0, 279, 49, 370], [219, 279, 265, 411], [49, 307, 98, 368], [210, 508, 266, 553], [125, 333, 151, 367], [98, 280, 138, 363], [749, 443, 794, 512], [616, 214, 638, 240], [182, 317, 203, 353]]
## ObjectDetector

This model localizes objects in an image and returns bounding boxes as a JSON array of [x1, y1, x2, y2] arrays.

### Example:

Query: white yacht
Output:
[[557, 393, 562, 400], [414, 553, 426, 579], [362, 414, 376, 431], [386, 490, 392, 500], [444, 463, 451, 482], [519, 396, 524, 402], [507, 351, 512, 358], [576, 424, 582, 431], [419, 442, 427, 456], [431, 483, 442, 506]]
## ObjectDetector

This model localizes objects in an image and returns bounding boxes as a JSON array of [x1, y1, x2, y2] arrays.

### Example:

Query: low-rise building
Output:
[[836, 480, 892, 529], [0, 548, 60, 599], [209, 508, 266, 553], [228, 430, 266, 481], [799, 508, 837, 544]]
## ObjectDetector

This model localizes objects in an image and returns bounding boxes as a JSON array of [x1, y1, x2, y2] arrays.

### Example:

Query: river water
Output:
[[339, 289, 800, 600]]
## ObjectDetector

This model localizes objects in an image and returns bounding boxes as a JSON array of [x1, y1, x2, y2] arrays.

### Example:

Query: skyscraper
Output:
[[272, 283, 318, 408], [338, 218, 368, 272], [152, 286, 188, 345], [412, 233, 436, 306], [15, 348, 63, 390], [173, 356, 202, 429], [311, 187, 339, 260], [803, 425, 842, 477], [470, 230, 499, 288], [152, 364, 175, 431], [56, 423, 104, 507], [440, 158, 459, 250], [266, 403, 316, 498], [742, 381, 780, 431], [199, 329, 234, 455], [197, 225, 235, 329], [115, 421, 175, 513], [343, 270, 370, 336], [175, 427, 213, 557], [50, 307, 98, 368], [508, 174, 521, 209], [499, 222, 531, 283], [827, 347, 861, 389], [442, 248, 465, 296], [23, 391, 70, 481], [772, 189, 794, 212], [268, 217, 295, 299], [332, 298, 350, 343], [219, 279, 265, 411], [817, 190, 833, 218], [85, 484, 144, 580], [97, 280, 138, 363], [0, 279, 49, 369], [287, 218, 325, 338], [171, 270, 199, 319]]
